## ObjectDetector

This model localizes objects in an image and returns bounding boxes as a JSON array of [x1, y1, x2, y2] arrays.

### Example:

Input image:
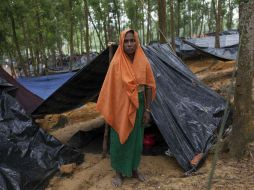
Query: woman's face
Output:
[[123, 32, 137, 56]]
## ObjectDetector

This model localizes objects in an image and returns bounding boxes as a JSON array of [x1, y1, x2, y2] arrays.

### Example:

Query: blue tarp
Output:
[[18, 72, 75, 100]]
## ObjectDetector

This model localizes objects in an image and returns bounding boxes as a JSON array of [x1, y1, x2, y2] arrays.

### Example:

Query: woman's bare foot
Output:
[[112, 172, 123, 187], [132, 170, 146, 182]]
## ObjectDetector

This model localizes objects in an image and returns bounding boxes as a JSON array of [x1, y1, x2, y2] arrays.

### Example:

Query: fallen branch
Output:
[[198, 68, 234, 83], [50, 116, 105, 144]]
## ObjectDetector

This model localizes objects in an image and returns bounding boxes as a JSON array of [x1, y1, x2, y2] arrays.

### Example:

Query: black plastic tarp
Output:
[[32, 44, 227, 172], [183, 40, 238, 61], [175, 33, 239, 60], [32, 46, 117, 116], [0, 79, 83, 190], [144, 44, 227, 171]]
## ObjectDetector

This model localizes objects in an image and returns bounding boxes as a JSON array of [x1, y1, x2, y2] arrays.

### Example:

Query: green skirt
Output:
[[110, 92, 145, 177]]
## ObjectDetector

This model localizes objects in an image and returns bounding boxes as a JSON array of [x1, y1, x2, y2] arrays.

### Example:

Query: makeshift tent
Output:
[[0, 67, 43, 113], [144, 44, 227, 171], [31, 43, 227, 172], [176, 33, 239, 60], [0, 78, 83, 190], [183, 40, 238, 61]]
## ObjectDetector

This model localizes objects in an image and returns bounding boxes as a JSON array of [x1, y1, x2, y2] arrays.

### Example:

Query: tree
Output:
[[215, 0, 221, 48], [146, 0, 151, 44], [169, 0, 175, 50], [68, 0, 74, 71], [229, 0, 254, 159], [158, 0, 166, 43], [84, 0, 89, 60]]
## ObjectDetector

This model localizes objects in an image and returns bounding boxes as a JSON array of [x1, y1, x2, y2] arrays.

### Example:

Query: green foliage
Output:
[[0, 0, 239, 73]]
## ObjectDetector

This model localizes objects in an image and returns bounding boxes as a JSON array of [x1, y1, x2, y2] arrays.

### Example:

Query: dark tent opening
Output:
[[67, 119, 168, 156]]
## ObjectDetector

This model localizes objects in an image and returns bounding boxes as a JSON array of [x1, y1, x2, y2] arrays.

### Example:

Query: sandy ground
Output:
[[43, 58, 254, 190], [46, 153, 254, 190]]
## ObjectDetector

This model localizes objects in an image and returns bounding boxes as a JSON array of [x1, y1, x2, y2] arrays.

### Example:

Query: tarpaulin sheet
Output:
[[176, 33, 239, 60], [32, 43, 227, 172], [0, 67, 43, 113], [32, 46, 116, 115], [143, 44, 226, 171], [183, 40, 238, 61], [187, 34, 239, 48], [0, 79, 83, 190], [18, 72, 75, 100]]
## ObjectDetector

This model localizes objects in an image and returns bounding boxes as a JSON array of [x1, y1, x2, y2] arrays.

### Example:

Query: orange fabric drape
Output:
[[96, 29, 156, 144]]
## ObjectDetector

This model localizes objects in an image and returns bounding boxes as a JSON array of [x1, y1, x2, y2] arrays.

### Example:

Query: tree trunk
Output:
[[215, 0, 221, 48], [69, 0, 74, 71], [113, 0, 121, 35], [29, 47, 37, 76], [76, 27, 80, 54], [56, 36, 63, 68], [227, 0, 233, 30], [158, 0, 167, 43], [8, 51, 17, 78], [88, 10, 105, 50], [146, 0, 151, 44], [9, 10, 28, 76], [80, 21, 84, 53], [169, 0, 176, 51], [176, 0, 180, 37], [36, 9, 48, 75], [21, 18, 30, 76], [84, 0, 90, 62], [199, 0, 205, 37], [141, 7, 145, 45], [229, 1, 254, 159], [188, 1, 192, 37]]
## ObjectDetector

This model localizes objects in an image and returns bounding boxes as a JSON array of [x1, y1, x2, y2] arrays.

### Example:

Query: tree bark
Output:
[[113, 0, 121, 35], [80, 20, 84, 53], [188, 1, 192, 37], [69, 0, 74, 71], [88, 10, 105, 50], [158, 0, 167, 43], [169, 0, 176, 51], [36, 9, 48, 75], [84, 0, 90, 62], [229, 1, 254, 159], [227, 0, 233, 30], [199, 0, 205, 37], [215, 0, 221, 48], [21, 18, 30, 75], [176, 0, 180, 37], [9, 10, 28, 76], [146, 0, 151, 44]]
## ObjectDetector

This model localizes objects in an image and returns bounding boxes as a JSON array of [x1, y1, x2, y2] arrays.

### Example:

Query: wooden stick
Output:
[[102, 42, 114, 158]]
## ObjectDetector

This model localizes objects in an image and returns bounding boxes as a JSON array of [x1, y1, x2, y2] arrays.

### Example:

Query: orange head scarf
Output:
[[96, 29, 156, 144]]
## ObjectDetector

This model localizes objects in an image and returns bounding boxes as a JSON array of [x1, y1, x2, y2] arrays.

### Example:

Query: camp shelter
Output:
[[0, 78, 83, 190], [176, 32, 239, 60], [32, 43, 227, 173]]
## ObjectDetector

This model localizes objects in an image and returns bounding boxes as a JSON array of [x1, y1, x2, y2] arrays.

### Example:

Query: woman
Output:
[[97, 29, 156, 187]]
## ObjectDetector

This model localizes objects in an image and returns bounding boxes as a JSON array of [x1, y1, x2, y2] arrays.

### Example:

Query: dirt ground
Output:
[[43, 58, 254, 190]]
